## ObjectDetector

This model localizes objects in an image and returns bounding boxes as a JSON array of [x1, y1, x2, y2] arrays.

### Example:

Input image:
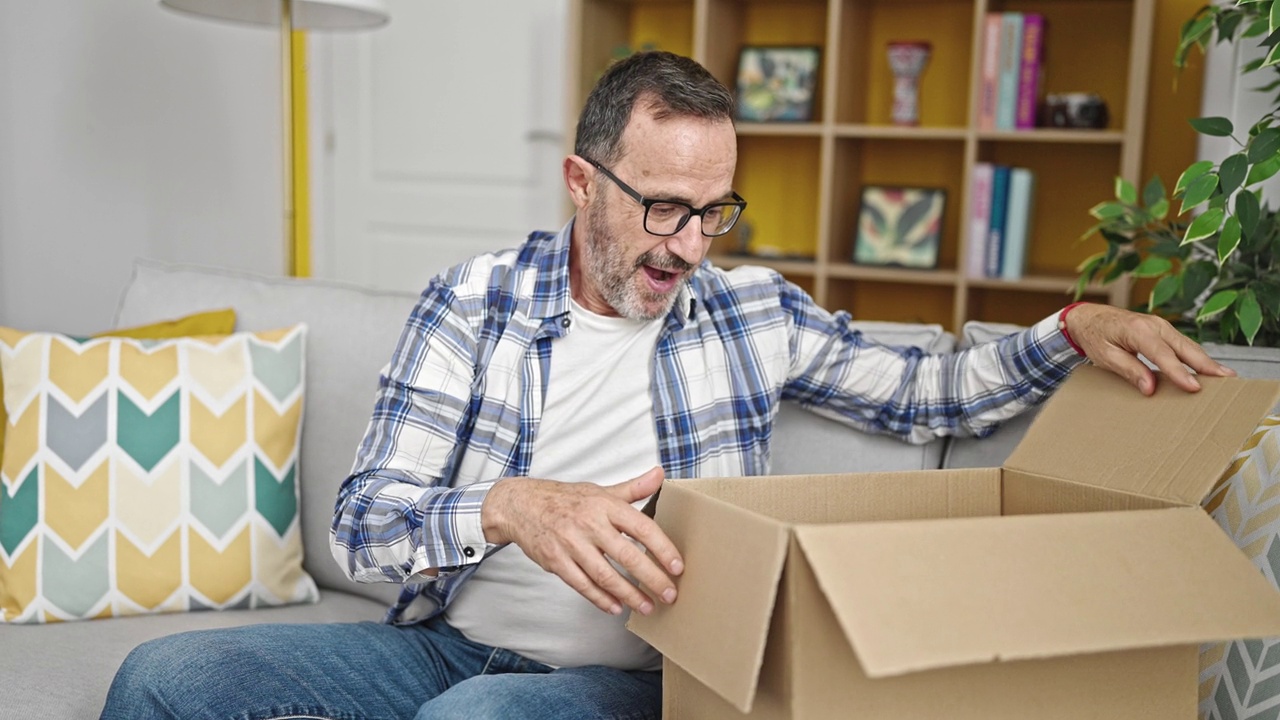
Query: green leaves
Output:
[[1179, 173, 1219, 214], [1133, 256, 1173, 277], [1183, 207, 1225, 245], [1074, 1, 1280, 347], [1189, 116, 1234, 136], [1198, 290, 1239, 321], [1240, 290, 1264, 344], [1249, 128, 1280, 162]]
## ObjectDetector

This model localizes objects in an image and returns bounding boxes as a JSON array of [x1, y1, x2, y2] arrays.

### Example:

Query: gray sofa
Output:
[[3, 259, 1278, 719]]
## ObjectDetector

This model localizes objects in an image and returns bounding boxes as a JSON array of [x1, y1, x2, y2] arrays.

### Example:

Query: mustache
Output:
[[635, 250, 694, 273]]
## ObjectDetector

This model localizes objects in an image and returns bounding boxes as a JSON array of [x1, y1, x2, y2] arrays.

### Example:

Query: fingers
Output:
[[1068, 305, 1235, 394], [611, 465, 665, 503], [490, 472, 681, 616], [1092, 347, 1157, 395]]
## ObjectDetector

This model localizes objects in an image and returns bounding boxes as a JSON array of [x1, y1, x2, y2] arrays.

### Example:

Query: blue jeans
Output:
[[99, 615, 662, 720]]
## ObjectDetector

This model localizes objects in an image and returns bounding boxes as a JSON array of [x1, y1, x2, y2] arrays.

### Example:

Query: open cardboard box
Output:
[[628, 366, 1280, 719]]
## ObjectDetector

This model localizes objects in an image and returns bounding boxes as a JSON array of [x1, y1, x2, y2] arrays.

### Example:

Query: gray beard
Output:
[[583, 207, 688, 321]]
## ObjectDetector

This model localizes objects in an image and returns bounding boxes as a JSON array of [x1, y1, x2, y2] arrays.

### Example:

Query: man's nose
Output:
[[664, 220, 707, 265]]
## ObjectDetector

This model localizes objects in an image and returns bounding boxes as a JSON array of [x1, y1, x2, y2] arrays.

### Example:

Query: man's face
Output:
[[573, 108, 737, 320]]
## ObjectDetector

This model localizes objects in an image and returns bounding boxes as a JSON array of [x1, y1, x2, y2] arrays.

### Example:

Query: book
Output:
[[979, 14, 1003, 132], [986, 165, 1011, 278], [996, 13, 1024, 131], [1016, 14, 1045, 130], [1001, 167, 1036, 280], [967, 163, 994, 278]]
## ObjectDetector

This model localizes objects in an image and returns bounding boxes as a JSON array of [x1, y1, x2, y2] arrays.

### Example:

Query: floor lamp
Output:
[[159, 0, 389, 277]]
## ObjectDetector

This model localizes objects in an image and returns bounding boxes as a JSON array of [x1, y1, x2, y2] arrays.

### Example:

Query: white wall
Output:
[[0, 0, 283, 335]]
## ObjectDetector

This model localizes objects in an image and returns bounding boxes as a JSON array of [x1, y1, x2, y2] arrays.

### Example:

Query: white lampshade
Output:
[[160, 0, 389, 31]]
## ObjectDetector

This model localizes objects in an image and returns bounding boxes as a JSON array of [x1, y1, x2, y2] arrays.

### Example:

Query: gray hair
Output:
[[574, 51, 734, 166]]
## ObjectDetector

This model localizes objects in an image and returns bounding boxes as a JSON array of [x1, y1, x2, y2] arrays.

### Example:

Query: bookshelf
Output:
[[567, 0, 1156, 331]]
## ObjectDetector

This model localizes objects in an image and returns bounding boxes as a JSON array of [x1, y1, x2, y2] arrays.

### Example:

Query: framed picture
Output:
[[735, 46, 821, 122], [852, 186, 946, 269]]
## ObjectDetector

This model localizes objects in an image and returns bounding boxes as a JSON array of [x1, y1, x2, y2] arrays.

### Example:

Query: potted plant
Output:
[[1076, 0, 1280, 346]]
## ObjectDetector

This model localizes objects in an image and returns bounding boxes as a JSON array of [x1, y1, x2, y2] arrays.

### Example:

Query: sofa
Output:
[[3, 259, 1279, 719]]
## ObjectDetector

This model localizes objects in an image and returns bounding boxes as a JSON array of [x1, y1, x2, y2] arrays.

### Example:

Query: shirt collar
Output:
[[530, 217, 699, 328]]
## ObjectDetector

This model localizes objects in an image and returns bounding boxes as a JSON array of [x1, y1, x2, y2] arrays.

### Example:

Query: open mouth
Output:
[[642, 265, 682, 292]]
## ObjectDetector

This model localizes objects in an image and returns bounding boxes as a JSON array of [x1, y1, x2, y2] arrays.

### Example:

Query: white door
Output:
[[313, 0, 569, 292]]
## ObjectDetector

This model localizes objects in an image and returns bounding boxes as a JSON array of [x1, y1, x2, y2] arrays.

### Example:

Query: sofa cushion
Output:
[[770, 321, 955, 475], [0, 590, 387, 720], [1199, 416, 1280, 718], [114, 260, 418, 605], [0, 325, 318, 623], [0, 309, 237, 497]]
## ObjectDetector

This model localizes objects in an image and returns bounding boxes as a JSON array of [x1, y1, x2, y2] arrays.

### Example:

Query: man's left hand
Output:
[[1065, 304, 1236, 395]]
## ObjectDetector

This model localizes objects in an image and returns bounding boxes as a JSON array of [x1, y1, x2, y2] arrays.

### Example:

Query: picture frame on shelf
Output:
[[734, 46, 821, 122], [852, 186, 946, 270]]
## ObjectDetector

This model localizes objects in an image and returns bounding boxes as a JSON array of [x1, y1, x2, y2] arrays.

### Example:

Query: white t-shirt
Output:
[[443, 298, 665, 670]]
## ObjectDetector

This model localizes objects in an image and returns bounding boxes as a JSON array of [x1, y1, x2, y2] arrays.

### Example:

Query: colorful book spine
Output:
[[979, 14, 1002, 132], [996, 13, 1024, 131], [1001, 168, 1036, 280], [1016, 14, 1045, 130], [986, 165, 1011, 278], [968, 163, 994, 278]]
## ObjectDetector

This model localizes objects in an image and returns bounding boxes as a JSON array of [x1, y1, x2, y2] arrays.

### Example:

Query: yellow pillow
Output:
[[0, 309, 236, 469]]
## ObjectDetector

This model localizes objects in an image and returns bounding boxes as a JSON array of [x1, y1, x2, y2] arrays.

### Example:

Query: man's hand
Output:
[[1065, 304, 1236, 395], [480, 466, 682, 616]]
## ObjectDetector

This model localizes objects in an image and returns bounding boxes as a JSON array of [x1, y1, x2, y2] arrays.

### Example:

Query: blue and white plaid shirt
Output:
[[331, 220, 1082, 624]]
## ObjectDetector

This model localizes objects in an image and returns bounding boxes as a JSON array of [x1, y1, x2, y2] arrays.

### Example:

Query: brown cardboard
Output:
[[628, 366, 1280, 718]]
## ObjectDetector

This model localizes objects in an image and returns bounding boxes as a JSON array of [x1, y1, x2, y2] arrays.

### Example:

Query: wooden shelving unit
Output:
[[567, 0, 1154, 331]]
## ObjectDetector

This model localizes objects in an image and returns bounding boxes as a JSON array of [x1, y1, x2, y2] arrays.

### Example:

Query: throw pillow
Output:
[[0, 308, 236, 474], [0, 324, 318, 623], [1199, 416, 1280, 719]]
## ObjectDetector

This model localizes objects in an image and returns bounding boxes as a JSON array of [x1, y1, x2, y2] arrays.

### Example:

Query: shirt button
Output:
[[463, 547, 476, 558], [561, 317, 571, 328]]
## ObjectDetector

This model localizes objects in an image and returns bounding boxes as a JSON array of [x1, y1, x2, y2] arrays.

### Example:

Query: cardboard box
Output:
[[628, 366, 1280, 719]]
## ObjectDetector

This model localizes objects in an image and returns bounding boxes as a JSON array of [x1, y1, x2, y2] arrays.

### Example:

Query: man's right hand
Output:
[[480, 466, 683, 616]]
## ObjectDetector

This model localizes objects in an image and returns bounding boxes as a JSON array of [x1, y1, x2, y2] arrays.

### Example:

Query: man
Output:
[[102, 51, 1230, 720]]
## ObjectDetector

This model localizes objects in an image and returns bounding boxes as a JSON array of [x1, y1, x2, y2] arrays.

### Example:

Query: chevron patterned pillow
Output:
[[0, 324, 318, 623], [1200, 415, 1280, 719]]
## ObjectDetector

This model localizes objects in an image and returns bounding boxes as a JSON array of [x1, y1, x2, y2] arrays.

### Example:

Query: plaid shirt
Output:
[[331, 220, 1082, 624]]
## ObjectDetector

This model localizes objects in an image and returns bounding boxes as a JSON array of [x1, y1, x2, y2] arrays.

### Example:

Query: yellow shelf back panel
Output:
[[863, 0, 973, 127], [831, 279, 954, 325], [968, 286, 1074, 327], [986, 142, 1117, 277], [735, 136, 822, 258], [999, 0, 1133, 129], [630, 2, 694, 58]]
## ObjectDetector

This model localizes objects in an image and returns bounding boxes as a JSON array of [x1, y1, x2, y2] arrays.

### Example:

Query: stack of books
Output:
[[966, 163, 1036, 280], [979, 12, 1045, 131]]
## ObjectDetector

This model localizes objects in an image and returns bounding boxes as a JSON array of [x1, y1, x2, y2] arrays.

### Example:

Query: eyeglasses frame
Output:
[[581, 157, 747, 238]]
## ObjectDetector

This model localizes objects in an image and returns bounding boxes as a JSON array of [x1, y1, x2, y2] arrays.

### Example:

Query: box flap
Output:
[[794, 507, 1280, 678], [1006, 366, 1280, 504], [627, 480, 789, 713]]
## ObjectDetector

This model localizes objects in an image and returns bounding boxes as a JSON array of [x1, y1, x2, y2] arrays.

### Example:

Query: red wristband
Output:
[[1058, 302, 1089, 357]]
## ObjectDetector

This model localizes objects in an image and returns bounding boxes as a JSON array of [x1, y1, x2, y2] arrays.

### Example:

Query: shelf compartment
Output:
[[833, 0, 975, 126], [573, 1, 695, 109], [703, 0, 829, 119], [732, 135, 823, 259], [966, 285, 1078, 327], [828, 278, 956, 327], [977, 140, 1118, 278], [987, 0, 1136, 131], [831, 136, 966, 271]]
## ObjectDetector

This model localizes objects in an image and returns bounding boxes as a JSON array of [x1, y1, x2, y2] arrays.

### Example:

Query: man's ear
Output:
[[563, 155, 593, 211]]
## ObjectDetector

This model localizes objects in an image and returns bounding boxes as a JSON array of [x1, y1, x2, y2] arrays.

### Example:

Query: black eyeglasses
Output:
[[583, 157, 747, 237]]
